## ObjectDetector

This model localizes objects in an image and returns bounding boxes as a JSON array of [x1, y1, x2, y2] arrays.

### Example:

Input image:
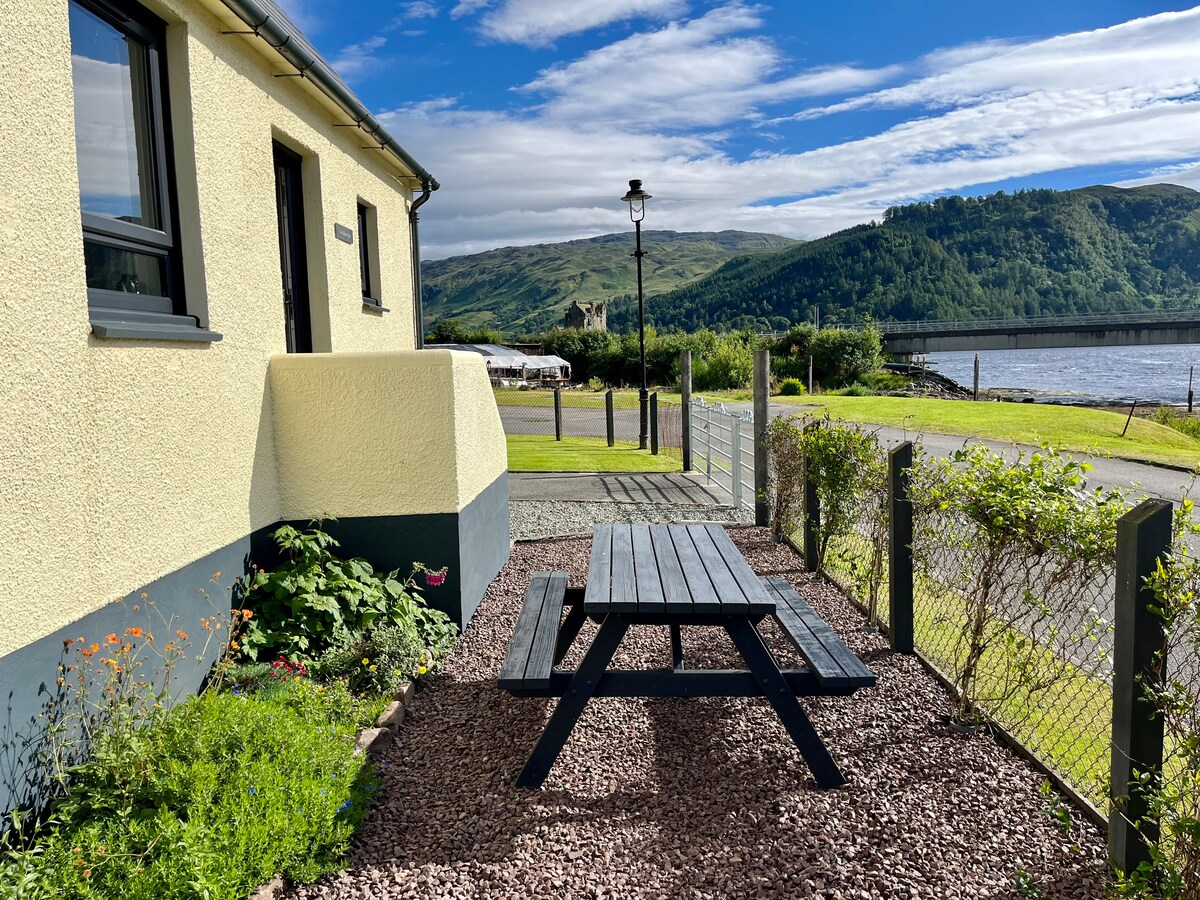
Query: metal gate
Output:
[[690, 398, 754, 511]]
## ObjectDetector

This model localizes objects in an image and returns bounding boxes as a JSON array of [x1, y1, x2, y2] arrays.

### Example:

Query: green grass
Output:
[[507, 435, 681, 472], [776, 394, 1200, 469]]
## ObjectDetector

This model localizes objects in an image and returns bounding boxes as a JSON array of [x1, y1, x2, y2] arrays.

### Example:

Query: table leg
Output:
[[517, 614, 630, 788], [553, 603, 589, 667], [724, 618, 846, 789], [669, 623, 684, 671]]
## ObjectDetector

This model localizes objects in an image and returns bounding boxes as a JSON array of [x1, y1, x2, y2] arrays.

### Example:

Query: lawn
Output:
[[507, 435, 681, 472], [777, 394, 1200, 469]]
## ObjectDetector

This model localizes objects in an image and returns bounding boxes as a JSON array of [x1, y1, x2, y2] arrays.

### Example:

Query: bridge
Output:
[[842, 309, 1200, 355]]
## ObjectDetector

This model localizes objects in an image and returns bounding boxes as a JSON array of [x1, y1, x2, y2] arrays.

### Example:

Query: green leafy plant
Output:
[[908, 443, 1129, 726], [778, 377, 804, 396], [241, 522, 453, 663]]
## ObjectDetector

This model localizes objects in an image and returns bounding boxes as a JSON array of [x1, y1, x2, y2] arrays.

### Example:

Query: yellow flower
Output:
[[361, 658, 370, 666], [368, 665, 377, 672], [418, 665, 427, 675]]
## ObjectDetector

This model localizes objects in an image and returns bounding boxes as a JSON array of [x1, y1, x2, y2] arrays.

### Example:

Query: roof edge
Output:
[[215, 0, 439, 192]]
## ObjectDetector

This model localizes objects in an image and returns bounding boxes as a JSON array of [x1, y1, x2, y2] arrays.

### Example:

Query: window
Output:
[[70, 0, 207, 338], [357, 202, 385, 310]]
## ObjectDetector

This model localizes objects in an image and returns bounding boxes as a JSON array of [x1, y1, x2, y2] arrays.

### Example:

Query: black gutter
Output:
[[410, 181, 433, 349], [216, 0, 440, 191]]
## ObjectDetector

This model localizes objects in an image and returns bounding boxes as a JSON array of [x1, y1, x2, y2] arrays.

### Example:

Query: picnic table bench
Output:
[[500, 523, 875, 788]]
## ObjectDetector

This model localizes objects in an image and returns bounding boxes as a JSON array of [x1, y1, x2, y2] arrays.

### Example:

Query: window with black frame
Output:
[[358, 202, 385, 310], [69, 0, 186, 325]]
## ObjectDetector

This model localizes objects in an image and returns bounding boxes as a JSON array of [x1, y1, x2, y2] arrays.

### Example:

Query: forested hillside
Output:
[[421, 230, 798, 335], [608, 184, 1200, 332]]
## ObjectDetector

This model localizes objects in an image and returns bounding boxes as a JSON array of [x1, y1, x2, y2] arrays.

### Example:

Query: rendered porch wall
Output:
[[268, 350, 511, 626]]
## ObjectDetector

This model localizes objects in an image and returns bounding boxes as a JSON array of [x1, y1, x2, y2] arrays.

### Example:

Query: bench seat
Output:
[[761, 576, 876, 691], [499, 572, 569, 692]]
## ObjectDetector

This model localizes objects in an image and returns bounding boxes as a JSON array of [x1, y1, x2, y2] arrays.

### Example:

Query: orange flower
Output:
[[140, 592, 148, 599], [90, 643, 99, 653], [105, 634, 119, 645], [63, 638, 73, 647], [177, 629, 188, 640], [242, 609, 254, 620], [129, 627, 143, 638]]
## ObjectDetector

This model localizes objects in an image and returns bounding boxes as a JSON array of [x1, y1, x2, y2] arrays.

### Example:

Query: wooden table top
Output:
[[584, 523, 776, 615]]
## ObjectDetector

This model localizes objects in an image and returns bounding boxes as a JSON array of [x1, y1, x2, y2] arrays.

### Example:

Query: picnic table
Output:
[[499, 522, 876, 789]]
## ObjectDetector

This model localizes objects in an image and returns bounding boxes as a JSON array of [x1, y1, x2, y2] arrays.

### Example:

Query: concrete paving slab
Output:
[[509, 471, 729, 505]]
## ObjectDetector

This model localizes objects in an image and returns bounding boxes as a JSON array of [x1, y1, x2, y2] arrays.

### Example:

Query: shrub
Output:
[[585, 375, 604, 391], [313, 621, 427, 695], [909, 444, 1129, 726], [778, 377, 805, 396], [8, 680, 377, 899], [242, 523, 453, 664]]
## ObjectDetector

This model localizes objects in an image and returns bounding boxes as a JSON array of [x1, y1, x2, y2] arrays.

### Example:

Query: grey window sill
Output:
[[89, 308, 223, 343], [362, 297, 390, 313]]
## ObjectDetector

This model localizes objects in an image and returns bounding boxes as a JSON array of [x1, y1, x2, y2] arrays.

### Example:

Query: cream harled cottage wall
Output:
[[0, 0, 504, 661], [0, 0, 508, 812]]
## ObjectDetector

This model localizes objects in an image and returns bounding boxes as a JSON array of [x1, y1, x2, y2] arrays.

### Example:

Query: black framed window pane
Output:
[[83, 240, 166, 295], [69, 2, 160, 230], [357, 204, 371, 297]]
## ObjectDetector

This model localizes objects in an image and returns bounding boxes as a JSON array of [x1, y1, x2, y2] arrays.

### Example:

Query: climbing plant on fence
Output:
[[907, 444, 1129, 735]]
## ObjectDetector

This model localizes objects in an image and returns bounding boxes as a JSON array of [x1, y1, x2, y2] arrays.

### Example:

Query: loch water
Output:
[[928, 344, 1200, 406]]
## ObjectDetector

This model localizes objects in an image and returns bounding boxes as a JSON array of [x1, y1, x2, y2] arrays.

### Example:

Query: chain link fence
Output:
[[493, 389, 640, 443], [773, 418, 1123, 813]]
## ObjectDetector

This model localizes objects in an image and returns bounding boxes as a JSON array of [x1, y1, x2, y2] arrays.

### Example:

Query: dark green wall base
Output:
[[0, 472, 509, 817]]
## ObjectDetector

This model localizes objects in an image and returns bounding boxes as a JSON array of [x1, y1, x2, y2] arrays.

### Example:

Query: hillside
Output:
[[420, 230, 800, 334], [608, 184, 1200, 332]]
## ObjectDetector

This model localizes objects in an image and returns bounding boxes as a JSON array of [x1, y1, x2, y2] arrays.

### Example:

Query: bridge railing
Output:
[[759, 308, 1200, 339]]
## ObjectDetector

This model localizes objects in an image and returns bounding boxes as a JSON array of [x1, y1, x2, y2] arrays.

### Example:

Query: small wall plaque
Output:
[[334, 223, 354, 244]]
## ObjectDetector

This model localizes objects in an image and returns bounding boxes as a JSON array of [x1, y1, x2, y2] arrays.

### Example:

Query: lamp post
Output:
[[621, 179, 652, 449]]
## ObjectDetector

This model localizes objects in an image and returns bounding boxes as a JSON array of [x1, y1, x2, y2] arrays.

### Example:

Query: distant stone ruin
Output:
[[564, 300, 607, 331]]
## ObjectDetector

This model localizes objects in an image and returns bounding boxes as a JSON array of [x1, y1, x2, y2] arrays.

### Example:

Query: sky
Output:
[[277, 0, 1200, 259]]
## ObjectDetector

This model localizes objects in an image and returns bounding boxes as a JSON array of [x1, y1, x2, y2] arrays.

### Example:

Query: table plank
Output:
[[706, 524, 776, 613], [650, 524, 691, 613], [609, 524, 639, 612], [585, 524, 614, 608], [631, 523, 665, 612], [689, 525, 749, 613], [668, 524, 721, 613]]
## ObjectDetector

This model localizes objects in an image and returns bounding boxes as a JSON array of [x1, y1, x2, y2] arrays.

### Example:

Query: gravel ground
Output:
[[510, 499, 750, 541], [287, 527, 1107, 900]]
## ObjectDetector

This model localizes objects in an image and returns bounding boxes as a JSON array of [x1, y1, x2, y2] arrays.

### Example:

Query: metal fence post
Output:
[[650, 392, 659, 455], [681, 350, 693, 471], [1110, 498, 1173, 878], [553, 387, 563, 441], [605, 390, 615, 447], [888, 441, 915, 654], [753, 349, 770, 527], [731, 417, 743, 509]]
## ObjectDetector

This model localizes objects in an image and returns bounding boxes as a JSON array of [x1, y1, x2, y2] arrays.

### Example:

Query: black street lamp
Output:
[[621, 178, 652, 449]]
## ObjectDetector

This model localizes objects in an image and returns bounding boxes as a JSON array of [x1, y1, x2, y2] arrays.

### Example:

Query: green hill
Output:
[[420, 230, 800, 335], [611, 184, 1200, 332]]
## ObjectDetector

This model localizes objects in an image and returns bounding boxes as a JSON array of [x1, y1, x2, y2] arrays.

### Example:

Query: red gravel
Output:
[[287, 527, 1107, 900]]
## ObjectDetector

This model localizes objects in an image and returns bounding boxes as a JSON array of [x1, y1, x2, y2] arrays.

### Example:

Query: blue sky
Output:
[[279, 0, 1200, 259]]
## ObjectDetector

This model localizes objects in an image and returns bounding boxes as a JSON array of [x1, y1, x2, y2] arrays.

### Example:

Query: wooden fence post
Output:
[[680, 350, 693, 471], [650, 392, 659, 455], [553, 387, 563, 441], [1110, 498, 1173, 877], [753, 349, 770, 527], [605, 390, 615, 447], [888, 441, 915, 654]]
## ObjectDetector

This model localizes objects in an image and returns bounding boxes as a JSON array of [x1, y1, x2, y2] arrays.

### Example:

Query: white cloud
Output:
[[521, 4, 893, 129], [330, 35, 388, 81], [451, 0, 492, 18], [478, 0, 688, 47], [272, 0, 321, 34], [402, 1, 439, 18], [387, 6, 1200, 258]]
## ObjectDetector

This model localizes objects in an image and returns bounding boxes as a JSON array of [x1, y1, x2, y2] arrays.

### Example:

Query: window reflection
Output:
[[83, 241, 165, 295], [69, 2, 159, 230]]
